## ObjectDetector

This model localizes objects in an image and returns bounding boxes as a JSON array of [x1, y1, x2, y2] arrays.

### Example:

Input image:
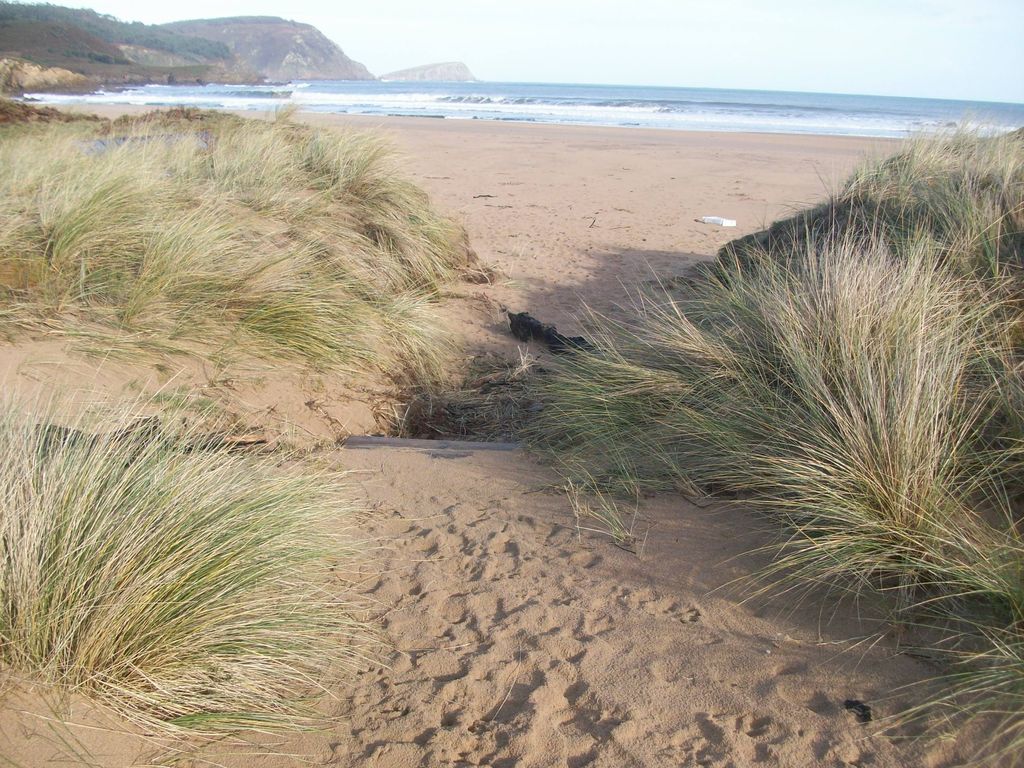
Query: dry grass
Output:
[[0, 97, 102, 126], [564, 477, 642, 551], [388, 351, 538, 440], [0, 108, 474, 385]]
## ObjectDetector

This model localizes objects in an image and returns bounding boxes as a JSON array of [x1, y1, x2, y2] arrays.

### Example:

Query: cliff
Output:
[[382, 62, 476, 82], [0, 4, 369, 92], [163, 17, 374, 81]]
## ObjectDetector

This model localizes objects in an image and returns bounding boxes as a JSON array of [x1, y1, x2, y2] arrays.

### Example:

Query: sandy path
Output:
[[213, 444, 951, 768], [299, 120, 958, 768]]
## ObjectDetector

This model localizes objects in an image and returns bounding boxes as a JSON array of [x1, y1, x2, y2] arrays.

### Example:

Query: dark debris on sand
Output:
[[843, 699, 873, 724], [507, 311, 595, 355]]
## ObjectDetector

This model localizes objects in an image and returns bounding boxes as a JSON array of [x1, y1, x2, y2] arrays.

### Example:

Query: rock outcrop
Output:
[[0, 58, 90, 94], [382, 62, 476, 82], [163, 17, 374, 81]]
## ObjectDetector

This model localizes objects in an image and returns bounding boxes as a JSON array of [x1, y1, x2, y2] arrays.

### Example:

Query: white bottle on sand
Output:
[[699, 216, 737, 227]]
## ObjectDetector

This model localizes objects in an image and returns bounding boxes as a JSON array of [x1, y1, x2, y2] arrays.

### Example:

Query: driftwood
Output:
[[344, 436, 521, 451], [35, 417, 161, 456]]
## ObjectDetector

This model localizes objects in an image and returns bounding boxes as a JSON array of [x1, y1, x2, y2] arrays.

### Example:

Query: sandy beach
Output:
[[2, 112, 982, 767], [301, 115, 898, 343]]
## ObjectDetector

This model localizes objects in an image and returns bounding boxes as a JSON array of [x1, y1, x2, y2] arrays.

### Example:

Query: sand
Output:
[[306, 115, 897, 348], [1, 113, 984, 766]]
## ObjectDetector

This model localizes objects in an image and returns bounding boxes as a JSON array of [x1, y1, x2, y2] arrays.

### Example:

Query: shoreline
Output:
[[59, 101, 915, 142], [28, 77, 1024, 139]]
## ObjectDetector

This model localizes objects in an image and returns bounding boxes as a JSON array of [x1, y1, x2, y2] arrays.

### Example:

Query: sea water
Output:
[[29, 80, 1024, 138]]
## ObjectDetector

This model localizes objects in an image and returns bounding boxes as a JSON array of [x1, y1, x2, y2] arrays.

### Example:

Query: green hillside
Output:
[[0, 3, 231, 61], [0, 2, 250, 89], [0, 3, 376, 91], [0, 17, 130, 68]]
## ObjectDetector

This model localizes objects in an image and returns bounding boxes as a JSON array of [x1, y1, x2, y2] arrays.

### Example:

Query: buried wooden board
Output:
[[343, 436, 521, 452]]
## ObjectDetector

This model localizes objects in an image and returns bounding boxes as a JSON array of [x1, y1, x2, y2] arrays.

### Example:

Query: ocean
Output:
[[29, 80, 1024, 138]]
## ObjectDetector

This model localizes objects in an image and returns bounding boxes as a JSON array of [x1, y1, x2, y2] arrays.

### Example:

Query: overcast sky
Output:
[[59, 0, 1024, 103]]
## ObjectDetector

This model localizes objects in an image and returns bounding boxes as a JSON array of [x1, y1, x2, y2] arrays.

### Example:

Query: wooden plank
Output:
[[343, 436, 521, 452]]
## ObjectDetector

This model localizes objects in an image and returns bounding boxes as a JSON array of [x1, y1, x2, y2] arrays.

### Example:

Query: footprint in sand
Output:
[[666, 711, 788, 766], [567, 550, 602, 569], [620, 586, 703, 624]]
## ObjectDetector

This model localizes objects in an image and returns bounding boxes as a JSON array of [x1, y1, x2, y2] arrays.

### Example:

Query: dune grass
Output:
[[529, 129, 1024, 763], [0, 397, 371, 735], [722, 128, 1024, 281], [0, 108, 474, 384], [564, 477, 641, 550]]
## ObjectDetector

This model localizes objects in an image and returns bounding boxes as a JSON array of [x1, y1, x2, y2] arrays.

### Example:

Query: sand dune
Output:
[[1, 113, 986, 766]]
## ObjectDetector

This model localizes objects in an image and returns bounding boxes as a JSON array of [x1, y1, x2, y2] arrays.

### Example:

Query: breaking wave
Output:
[[26, 81, 1024, 138]]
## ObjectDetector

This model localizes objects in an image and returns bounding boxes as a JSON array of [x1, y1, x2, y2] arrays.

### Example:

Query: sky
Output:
[[57, 0, 1024, 103]]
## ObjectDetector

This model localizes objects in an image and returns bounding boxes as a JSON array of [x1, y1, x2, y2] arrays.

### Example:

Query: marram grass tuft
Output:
[[0, 397, 374, 735]]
